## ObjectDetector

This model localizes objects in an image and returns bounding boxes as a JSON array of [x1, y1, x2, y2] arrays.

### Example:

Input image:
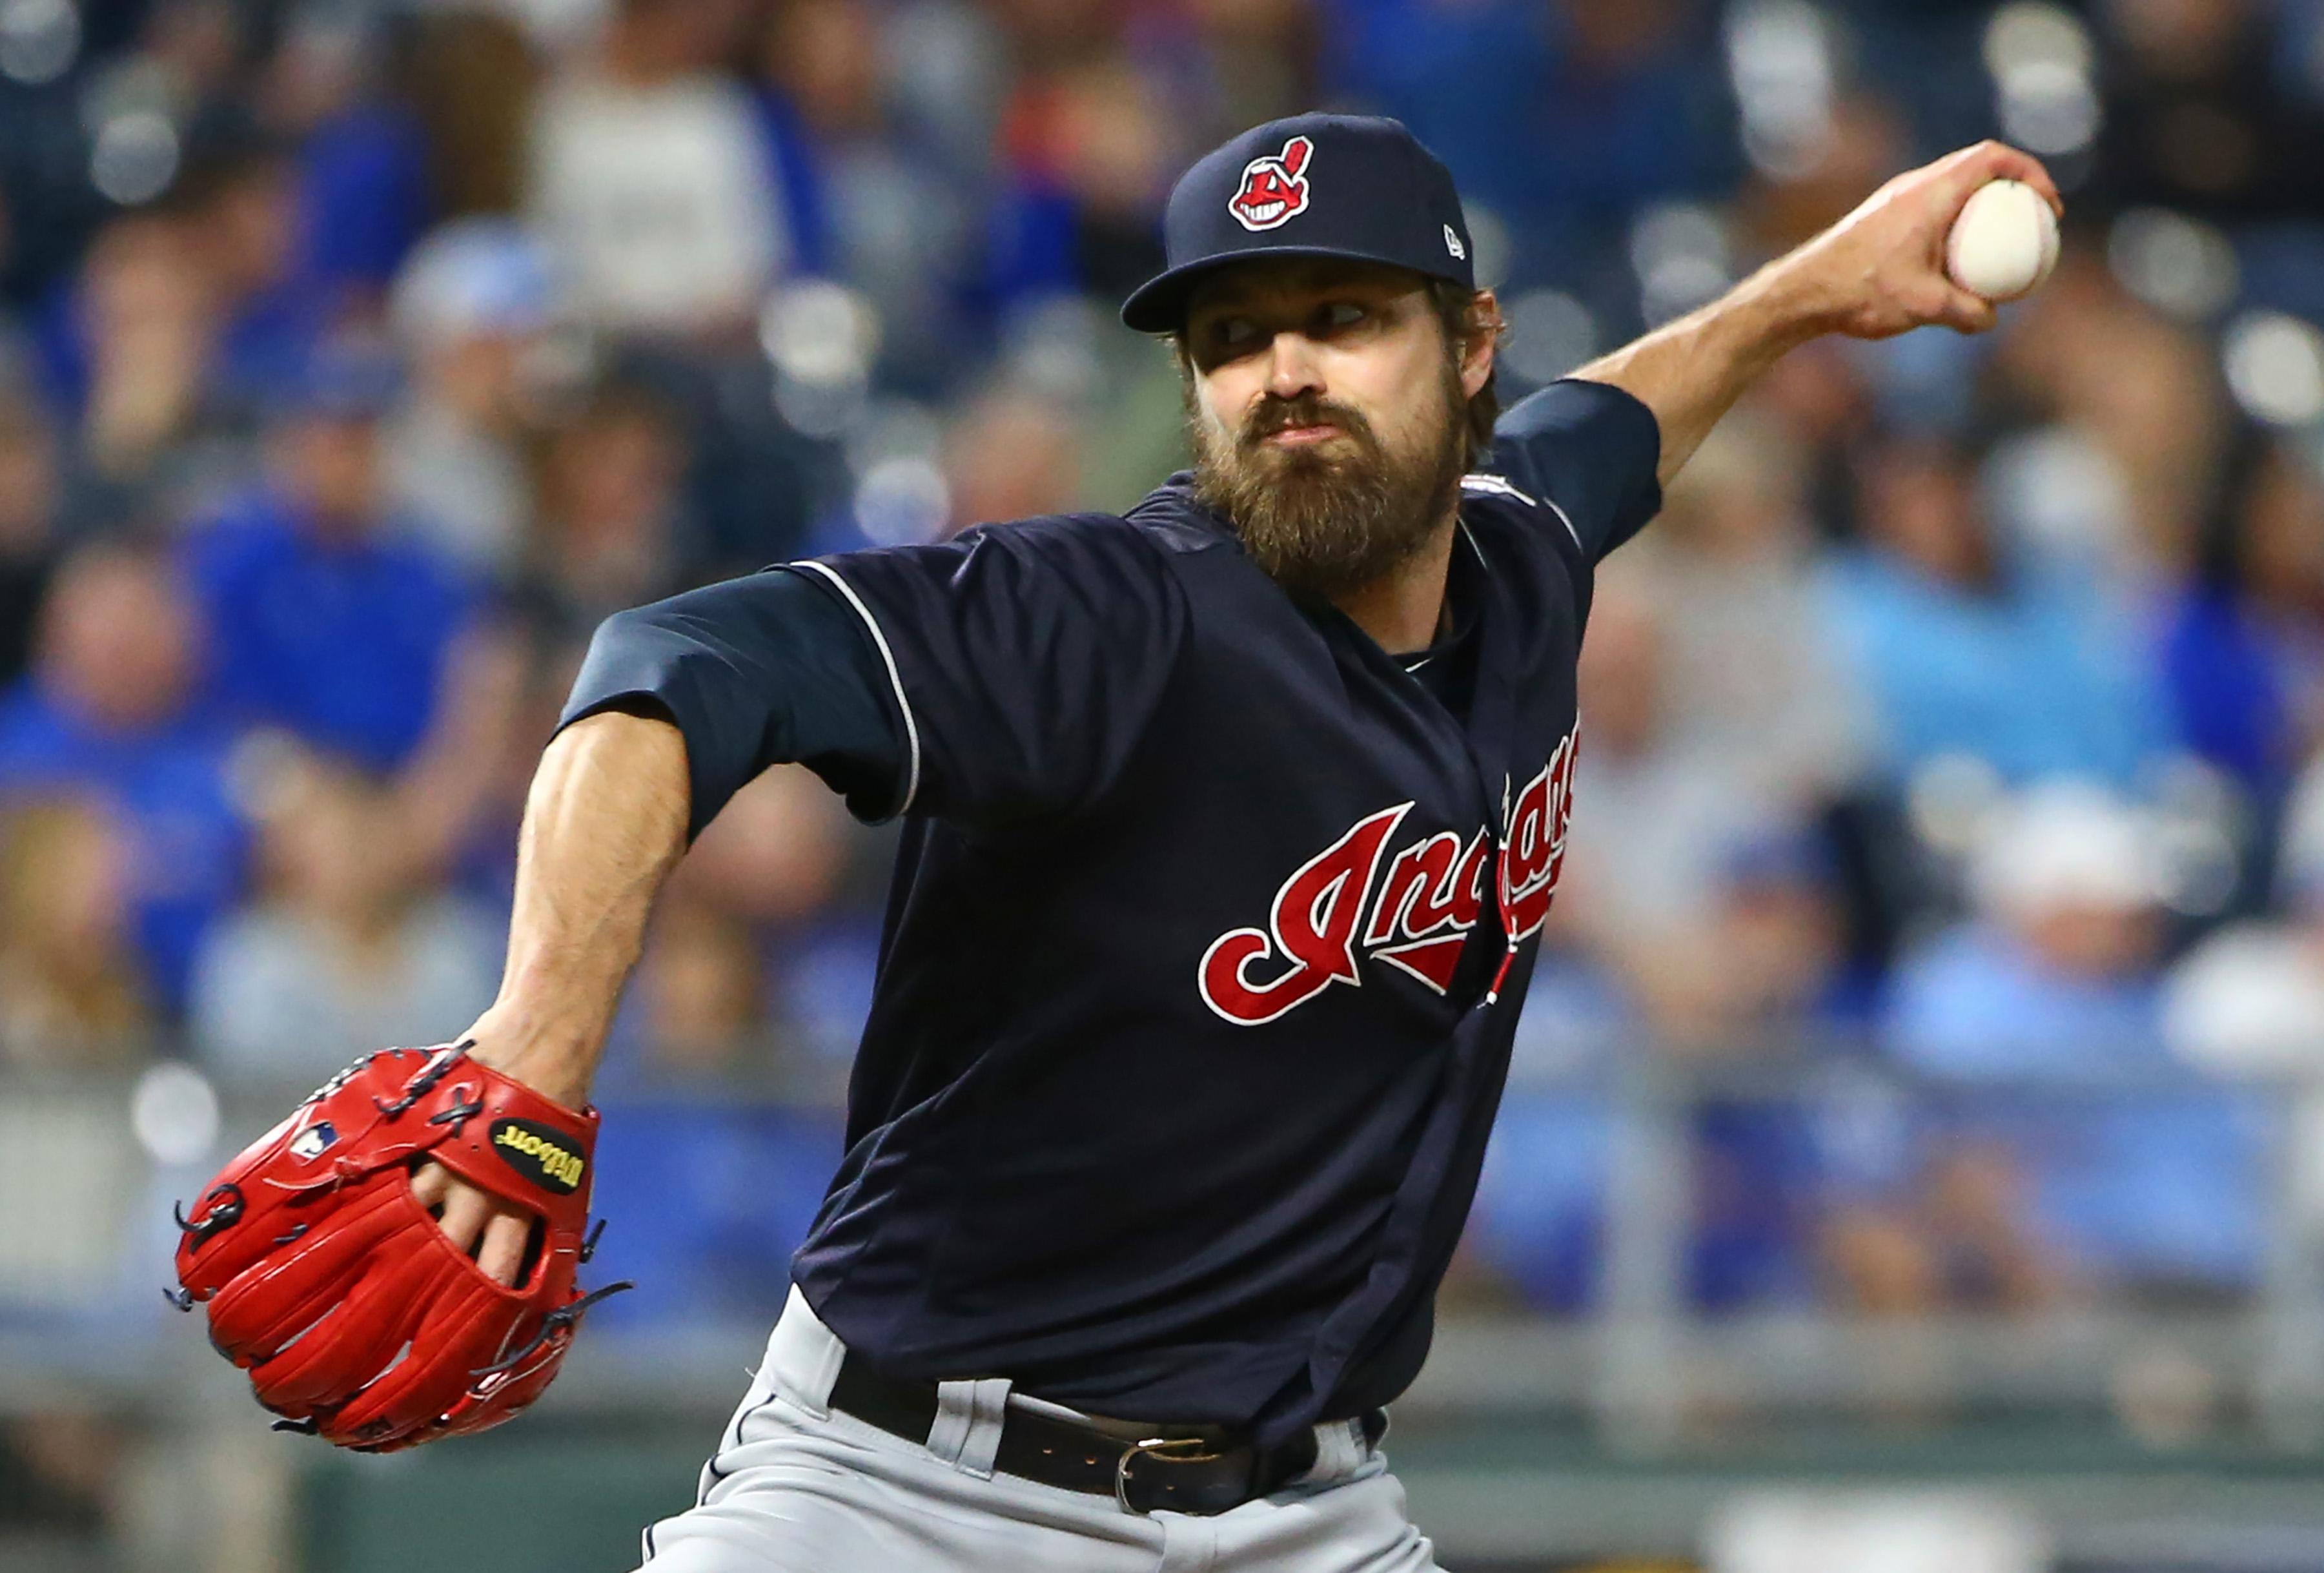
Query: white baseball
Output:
[[1944, 178, 2060, 302]]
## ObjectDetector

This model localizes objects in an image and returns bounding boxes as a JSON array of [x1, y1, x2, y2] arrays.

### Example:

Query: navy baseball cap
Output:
[[1120, 112, 1474, 334]]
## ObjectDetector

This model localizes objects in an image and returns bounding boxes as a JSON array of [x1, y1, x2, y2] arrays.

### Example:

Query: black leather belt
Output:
[[827, 1352, 1383, 1516]]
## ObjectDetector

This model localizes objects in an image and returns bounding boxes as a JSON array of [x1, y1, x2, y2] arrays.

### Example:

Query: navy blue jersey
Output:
[[562, 378, 1660, 1443]]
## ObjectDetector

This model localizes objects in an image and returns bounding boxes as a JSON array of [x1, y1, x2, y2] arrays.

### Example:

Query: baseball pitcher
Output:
[[172, 114, 2058, 1572]]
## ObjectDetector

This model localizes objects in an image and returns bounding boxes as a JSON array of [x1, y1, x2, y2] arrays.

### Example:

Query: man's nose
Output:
[[1261, 331, 1325, 401]]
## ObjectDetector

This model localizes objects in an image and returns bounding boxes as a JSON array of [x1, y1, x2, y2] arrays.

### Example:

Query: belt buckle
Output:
[[1114, 1435, 1227, 1514]]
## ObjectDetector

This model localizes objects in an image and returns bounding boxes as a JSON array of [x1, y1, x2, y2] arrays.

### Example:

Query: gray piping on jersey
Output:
[[1462, 471, 1582, 554], [1456, 518, 1490, 574], [795, 559, 923, 817]]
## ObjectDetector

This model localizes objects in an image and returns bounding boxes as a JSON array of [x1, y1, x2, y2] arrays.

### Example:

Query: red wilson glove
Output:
[[170, 1043, 627, 1452]]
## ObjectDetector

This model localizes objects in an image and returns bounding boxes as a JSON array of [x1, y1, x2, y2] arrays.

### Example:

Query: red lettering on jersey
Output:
[[1373, 934, 1469, 994], [1363, 831, 1462, 946], [1499, 729, 1578, 941], [1199, 803, 1411, 1025], [1403, 827, 1493, 937], [1198, 725, 1578, 1024]]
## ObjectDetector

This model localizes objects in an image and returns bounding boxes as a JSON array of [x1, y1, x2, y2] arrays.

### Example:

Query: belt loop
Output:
[[926, 1376, 1011, 1477], [1298, 1416, 1368, 1485], [764, 1284, 844, 1418]]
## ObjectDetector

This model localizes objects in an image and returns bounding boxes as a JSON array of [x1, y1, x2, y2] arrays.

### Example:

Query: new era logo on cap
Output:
[[1228, 136, 1314, 232]]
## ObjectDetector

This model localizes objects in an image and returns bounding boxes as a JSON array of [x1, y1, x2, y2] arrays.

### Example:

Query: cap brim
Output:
[[1119, 245, 1458, 334]]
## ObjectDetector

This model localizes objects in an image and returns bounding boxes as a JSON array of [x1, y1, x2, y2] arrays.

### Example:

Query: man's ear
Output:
[[1460, 289, 1500, 400]]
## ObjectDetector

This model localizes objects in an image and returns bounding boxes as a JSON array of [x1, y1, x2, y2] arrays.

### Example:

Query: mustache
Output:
[[1238, 393, 1380, 451]]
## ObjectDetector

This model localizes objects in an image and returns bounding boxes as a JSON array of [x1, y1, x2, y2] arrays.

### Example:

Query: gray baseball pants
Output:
[[634, 1287, 1448, 1572]]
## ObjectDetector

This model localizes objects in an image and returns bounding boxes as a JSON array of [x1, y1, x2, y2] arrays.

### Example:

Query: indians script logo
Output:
[[1199, 730, 1579, 1025], [1228, 135, 1314, 232]]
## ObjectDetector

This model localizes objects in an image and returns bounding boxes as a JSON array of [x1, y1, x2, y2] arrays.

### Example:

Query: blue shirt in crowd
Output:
[[1821, 550, 2163, 788], [183, 492, 479, 772], [0, 683, 246, 1011], [1886, 924, 2266, 1288]]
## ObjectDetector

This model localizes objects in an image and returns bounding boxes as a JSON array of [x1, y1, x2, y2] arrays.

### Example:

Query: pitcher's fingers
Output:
[[1933, 140, 2063, 217], [476, 1210, 532, 1287], [1937, 286, 2001, 334], [435, 1180, 492, 1255], [1976, 143, 2061, 213], [1936, 140, 2063, 216], [410, 1161, 451, 1211]]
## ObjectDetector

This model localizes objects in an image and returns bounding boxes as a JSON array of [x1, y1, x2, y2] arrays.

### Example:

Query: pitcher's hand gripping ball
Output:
[[169, 1044, 627, 1452]]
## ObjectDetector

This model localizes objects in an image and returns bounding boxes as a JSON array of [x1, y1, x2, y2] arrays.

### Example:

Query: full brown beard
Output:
[[1187, 367, 1467, 603]]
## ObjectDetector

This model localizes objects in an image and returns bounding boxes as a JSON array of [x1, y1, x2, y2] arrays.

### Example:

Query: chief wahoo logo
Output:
[[1227, 135, 1314, 232]]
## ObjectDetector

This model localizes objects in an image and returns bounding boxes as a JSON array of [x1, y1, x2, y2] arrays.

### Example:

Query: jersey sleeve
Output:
[[559, 568, 910, 838], [784, 515, 1190, 824], [1487, 378, 1664, 564]]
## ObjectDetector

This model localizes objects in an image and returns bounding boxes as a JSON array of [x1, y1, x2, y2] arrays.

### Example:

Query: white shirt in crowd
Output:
[[529, 72, 790, 334]]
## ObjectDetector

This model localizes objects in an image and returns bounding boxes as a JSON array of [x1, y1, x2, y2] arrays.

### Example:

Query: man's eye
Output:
[[1323, 303, 1367, 328], [1215, 317, 1258, 347]]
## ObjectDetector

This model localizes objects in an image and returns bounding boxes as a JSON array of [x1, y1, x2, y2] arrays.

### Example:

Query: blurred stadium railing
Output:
[[14, 1052, 2324, 1573]]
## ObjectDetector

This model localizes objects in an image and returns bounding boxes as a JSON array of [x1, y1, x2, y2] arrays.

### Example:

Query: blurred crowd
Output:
[[1, 0, 2323, 1362]]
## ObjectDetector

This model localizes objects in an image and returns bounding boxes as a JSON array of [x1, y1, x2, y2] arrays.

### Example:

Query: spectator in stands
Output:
[[2158, 440, 2324, 805], [159, 135, 338, 418], [0, 394, 61, 688], [1637, 409, 1869, 814], [528, 0, 792, 338], [985, 46, 1174, 313], [1891, 781, 2170, 1082], [624, 891, 773, 1082], [527, 382, 694, 639], [1994, 249, 2225, 568], [1883, 781, 2265, 1297], [186, 342, 526, 879], [1167, 0, 1324, 152], [2165, 754, 2324, 1071], [1822, 433, 2165, 790], [1476, 832, 1864, 1318], [941, 381, 1085, 537], [0, 544, 244, 1012], [260, 6, 434, 311], [1327, 0, 1735, 294], [183, 344, 481, 772], [41, 212, 223, 489], [34, 130, 340, 486], [1563, 570, 1803, 1002], [0, 799, 156, 1069], [2092, 0, 2324, 225], [1751, 337, 1876, 540], [1706, 832, 1875, 1043], [189, 745, 502, 1085], [383, 220, 562, 578], [752, 0, 986, 387]]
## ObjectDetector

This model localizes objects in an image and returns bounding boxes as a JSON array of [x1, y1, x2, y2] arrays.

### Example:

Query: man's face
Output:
[[1180, 260, 1489, 601], [40, 551, 198, 732], [272, 413, 382, 537]]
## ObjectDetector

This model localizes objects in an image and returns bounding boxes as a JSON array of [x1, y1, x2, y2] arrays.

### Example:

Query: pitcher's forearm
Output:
[[465, 708, 693, 1107], [1571, 262, 1825, 487]]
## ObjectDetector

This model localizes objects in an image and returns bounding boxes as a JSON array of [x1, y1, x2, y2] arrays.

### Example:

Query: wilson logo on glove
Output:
[[167, 1042, 626, 1452], [491, 1118, 586, 1193]]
